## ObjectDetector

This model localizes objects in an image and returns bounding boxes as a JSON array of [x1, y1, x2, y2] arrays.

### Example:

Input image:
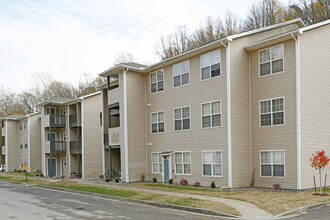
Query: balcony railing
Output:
[[49, 115, 66, 128], [69, 114, 81, 127], [70, 141, 82, 154], [104, 133, 109, 149], [50, 141, 66, 153], [1, 136, 5, 147]]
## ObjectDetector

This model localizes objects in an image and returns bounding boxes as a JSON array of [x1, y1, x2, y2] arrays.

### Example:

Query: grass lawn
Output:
[[0, 173, 239, 216], [128, 182, 330, 215]]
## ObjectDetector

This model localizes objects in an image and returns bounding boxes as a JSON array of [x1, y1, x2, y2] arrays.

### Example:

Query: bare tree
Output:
[[243, 0, 287, 31], [0, 87, 24, 117], [114, 52, 135, 65], [76, 73, 105, 97]]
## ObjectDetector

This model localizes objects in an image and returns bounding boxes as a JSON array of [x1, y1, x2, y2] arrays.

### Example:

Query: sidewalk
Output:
[[74, 179, 273, 219]]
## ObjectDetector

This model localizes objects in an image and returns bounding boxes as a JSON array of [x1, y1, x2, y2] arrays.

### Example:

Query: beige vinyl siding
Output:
[[82, 93, 103, 179], [29, 114, 42, 172], [250, 39, 297, 189], [126, 71, 146, 181], [6, 121, 19, 171], [146, 48, 228, 186], [229, 38, 252, 187], [299, 24, 330, 189]]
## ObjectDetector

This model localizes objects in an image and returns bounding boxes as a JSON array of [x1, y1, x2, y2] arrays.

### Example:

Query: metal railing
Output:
[[69, 114, 81, 127], [49, 115, 66, 128], [70, 141, 82, 154], [50, 141, 66, 153]]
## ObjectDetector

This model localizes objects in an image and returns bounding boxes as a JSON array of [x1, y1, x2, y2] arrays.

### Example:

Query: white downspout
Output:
[[292, 33, 302, 190], [80, 99, 85, 179], [5, 120, 8, 171], [123, 68, 130, 182], [222, 40, 232, 188], [101, 90, 105, 174]]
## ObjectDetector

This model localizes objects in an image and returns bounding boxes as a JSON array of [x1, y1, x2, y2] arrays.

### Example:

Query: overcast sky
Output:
[[0, 0, 257, 92]]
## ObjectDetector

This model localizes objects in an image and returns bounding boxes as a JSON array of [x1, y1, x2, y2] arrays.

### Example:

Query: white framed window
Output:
[[260, 150, 285, 177], [259, 44, 284, 76], [202, 101, 221, 128], [175, 151, 191, 175], [201, 50, 221, 80], [151, 111, 165, 133], [174, 106, 190, 131], [150, 70, 164, 94], [260, 97, 284, 127], [151, 152, 162, 173], [24, 139, 28, 149], [173, 60, 189, 88], [202, 151, 222, 177], [19, 140, 23, 149]]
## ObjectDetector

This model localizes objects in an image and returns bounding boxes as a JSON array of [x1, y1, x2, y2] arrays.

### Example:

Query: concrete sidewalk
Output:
[[75, 179, 273, 219]]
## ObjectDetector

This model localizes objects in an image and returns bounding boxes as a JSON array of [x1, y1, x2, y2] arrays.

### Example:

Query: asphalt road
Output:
[[0, 181, 221, 220], [281, 204, 330, 220]]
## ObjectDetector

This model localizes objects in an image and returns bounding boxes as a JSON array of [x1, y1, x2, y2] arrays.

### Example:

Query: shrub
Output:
[[140, 173, 145, 182], [193, 182, 201, 187], [114, 177, 120, 183], [169, 178, 174, 184], [35, 173, 39, 177], [273, 183, 281, 190], [40, 173, 44, 177], [105, 177, 110, 182], [210, 181, 216, 189], [180, 178, 189, 186], [153, 177, 157, 183], [14, 169, 17, 172]]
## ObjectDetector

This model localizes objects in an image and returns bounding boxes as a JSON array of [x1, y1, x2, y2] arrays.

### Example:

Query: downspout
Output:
[[123, 68, 130, 182], [292, 33, 302, 190], [249, 51, 252, 186], [221, 40, 232, 188], [101, 90, 105, 174], [79, 98, 84, 179], [144, 73, 149, 179], [5, 120, 8, 171]]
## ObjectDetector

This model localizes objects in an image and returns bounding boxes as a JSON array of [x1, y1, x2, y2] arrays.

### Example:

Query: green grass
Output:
[[166, 197, 199, 206], [142, 183, 214, 192]]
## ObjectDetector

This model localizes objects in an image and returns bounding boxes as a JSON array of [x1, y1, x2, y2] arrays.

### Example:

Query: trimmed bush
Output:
[[210, 181, 216, 189], [152, 177, 157, 183], [114, 177, 120, 183], [169, 178, 174, 184], [105, 177, 110, 182]]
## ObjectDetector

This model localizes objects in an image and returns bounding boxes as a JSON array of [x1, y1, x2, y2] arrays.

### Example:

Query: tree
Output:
[[310, 150, 330, 194], [114, 52, 135, 65], [0, 87, 24, 117], [76, 73, 105, 97], [243, 0, 287, 31]]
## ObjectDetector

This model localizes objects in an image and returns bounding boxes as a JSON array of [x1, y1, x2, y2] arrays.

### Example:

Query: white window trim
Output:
[[150, 69, 165, 94], [260, 150, 286, 178], [172, 60, 190, 88], [174, 151, 192, 176], [46, 107, 56, 115], [259, 97, 285, 127], [259, 43, 284, 77], [202, 150, 223, 178], [151, 152, 162, 174], [201, 100, 222, 129], [200, 49, 221, 81], [46, 132, 56, 141], [173, 106, 191, 132], [150, 111, 165, 134]]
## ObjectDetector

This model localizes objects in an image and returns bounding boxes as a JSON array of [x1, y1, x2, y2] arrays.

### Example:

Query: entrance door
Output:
[[47, 158, 56, 177], [164, 159, 169, 182], [60, 158, 66, 176]]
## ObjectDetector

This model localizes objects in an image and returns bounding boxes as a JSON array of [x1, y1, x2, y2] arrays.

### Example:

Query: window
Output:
[[201, 50, 221, 80], [260, 97, 284, 126], [174, 107, 190, 131], [24, 139, 28, 149], [202, 151, 222, 177], [173, 60, 189, 87], [151, 70, 164, 93], [175, 152, 191, 175], [46, 107, 56, 115], [19, 122, 23, 131], [259, 44, 284, 76], [19, 140, 23, 149], [202, 101, 221, 128], [23, 120, 27, 130], [152, 153, 162, 173], [151, 111, 165, 133], [260, 150, 285, 177], [109, 103, 120, 128]]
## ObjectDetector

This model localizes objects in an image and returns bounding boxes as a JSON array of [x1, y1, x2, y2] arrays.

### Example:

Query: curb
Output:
[[33, 184, 240, 219], [276, 201, 330, 218]]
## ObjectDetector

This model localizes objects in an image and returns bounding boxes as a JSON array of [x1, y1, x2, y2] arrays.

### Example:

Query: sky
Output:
[[0, 0, 257, 92]]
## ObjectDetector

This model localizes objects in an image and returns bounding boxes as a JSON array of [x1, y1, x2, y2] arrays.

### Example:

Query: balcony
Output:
[[45, 141, 66, 153], [1, 136, 5, 147], [43, 115, 66, 128], [69, 114, 81, 128], [2, 146, 5, 155], [70, 141, 82, 154], [104, 133, 109, 149]]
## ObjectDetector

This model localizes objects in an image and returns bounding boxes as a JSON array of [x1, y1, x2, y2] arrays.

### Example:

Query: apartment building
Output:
[[100, 18, 330, 189], [39, 92, 102, 178], [1, 113, 41, 172]]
